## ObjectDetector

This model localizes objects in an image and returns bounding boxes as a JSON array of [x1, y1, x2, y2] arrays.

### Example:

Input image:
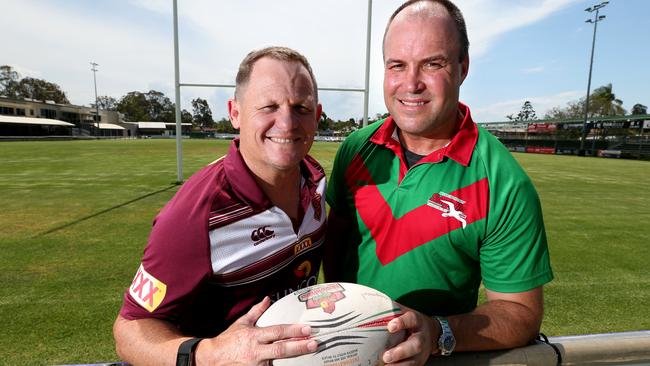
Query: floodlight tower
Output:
[[91, 62, 100, 135], [579, 1, 608, 156]]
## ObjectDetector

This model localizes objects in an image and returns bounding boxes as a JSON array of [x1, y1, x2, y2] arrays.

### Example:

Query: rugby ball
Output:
[[256, 282, 405, 366]]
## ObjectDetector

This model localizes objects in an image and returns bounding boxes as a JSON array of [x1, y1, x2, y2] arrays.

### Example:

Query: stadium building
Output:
[[0, 96, 191, 139], [480, 115, 650, 160]]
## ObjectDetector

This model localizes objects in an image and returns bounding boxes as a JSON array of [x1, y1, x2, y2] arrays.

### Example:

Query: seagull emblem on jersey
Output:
[[440, 199, 467, 229], [426, 192, 468, 229]]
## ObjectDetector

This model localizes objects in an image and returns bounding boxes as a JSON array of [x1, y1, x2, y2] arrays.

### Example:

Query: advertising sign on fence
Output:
[[526, 146, 556, 154], [508, 146, 526, 152], [527, 123, 557, 133], [556, 148, 577, 155], [597, 150, 622, 158]]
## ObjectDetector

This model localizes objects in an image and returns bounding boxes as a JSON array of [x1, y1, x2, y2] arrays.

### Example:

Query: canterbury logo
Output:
[[251, 226, 275, 245]]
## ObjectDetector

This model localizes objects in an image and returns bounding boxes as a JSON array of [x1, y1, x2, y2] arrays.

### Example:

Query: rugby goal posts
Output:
[[171, 0, 374, 182]]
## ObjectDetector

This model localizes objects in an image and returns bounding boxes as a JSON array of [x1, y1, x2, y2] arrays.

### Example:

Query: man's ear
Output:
[[459, 55, 470, 85], [227, 99, 241, 130], [315, 103, 323, 126]]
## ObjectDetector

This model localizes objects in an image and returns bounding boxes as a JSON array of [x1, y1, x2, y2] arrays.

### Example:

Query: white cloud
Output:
[[2, 0, 173, 106], [2, 0, 583, 119], [473, 90, 584, 122], [462, 0, 581, 58], [10, 65, 42, 78]]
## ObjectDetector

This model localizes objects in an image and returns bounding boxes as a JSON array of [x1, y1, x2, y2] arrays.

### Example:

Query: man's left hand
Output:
[[382, 304, 440, 365]]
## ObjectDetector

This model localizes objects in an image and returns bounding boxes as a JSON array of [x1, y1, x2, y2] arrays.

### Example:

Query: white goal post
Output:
[[171, 0, 374, 182]]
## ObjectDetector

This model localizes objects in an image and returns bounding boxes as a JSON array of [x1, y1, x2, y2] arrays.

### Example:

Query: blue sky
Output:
[[3, 0, 648, 123]]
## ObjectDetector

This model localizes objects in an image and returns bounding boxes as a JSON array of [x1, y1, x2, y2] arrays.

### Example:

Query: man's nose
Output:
[[404, 68, 425, 93], [274, 106, 299, 129]]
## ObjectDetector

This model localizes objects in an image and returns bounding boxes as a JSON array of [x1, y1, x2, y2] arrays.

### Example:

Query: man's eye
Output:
[[388, 63, 404, 70], [425, 62, 443, 69], [295, 105, 311, 114]]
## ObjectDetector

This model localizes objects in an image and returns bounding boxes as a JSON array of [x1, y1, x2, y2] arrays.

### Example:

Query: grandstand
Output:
[[2, 94, 649, 160], [480, 113, 650, 159], [0, 97, 191, 139]]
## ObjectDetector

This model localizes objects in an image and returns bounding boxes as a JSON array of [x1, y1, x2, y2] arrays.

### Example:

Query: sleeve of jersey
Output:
[[480, 174, 554, 293], [119, 167, 215, 322]]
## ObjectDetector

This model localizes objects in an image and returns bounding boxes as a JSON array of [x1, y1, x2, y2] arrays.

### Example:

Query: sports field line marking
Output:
[[33, 183, 179, 238]]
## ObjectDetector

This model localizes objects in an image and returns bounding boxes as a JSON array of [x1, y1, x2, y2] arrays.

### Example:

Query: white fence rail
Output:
[[427, 331, 650, 365]]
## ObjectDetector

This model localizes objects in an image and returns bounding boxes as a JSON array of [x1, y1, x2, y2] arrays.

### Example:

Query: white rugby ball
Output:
[[256, 282, 405, 366]]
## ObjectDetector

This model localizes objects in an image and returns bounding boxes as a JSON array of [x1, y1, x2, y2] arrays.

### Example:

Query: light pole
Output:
[[91, 62, 100, 136], [579, 1, 608, 156]]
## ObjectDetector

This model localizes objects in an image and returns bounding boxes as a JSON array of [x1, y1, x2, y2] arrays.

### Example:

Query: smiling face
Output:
[[228, 57, 321, 179], [383, 5, 469, 140]]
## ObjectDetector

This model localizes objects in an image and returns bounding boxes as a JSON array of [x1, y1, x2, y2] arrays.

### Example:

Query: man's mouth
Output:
[[268, 137, 299, 144], [399, 99, 427, 107]]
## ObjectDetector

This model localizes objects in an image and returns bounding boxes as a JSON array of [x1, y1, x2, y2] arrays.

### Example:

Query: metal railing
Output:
[[427, 331, 650, 365]]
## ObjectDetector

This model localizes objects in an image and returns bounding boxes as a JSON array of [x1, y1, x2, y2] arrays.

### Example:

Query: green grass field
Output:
[[0, 139, 648, 365]]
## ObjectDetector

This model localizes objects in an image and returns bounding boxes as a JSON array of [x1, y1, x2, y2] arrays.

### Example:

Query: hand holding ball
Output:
[[256, 282, 405, 365]]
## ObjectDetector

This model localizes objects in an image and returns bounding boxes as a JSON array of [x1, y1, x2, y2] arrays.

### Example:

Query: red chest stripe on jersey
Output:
[[345, 155, 489, 265]]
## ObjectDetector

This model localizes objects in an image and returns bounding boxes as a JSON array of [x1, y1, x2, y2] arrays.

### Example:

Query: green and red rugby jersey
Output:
[[327, 103, 553, 316]]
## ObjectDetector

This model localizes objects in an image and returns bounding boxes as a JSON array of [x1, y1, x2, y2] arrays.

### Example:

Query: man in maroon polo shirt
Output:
[[113, 46, 325, 366]]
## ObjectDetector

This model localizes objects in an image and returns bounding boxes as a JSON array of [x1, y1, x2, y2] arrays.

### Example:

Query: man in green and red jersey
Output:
[[324, 1, 553, 365]]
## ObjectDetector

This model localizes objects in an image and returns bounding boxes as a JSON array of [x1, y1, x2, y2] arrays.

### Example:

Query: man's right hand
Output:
[[195, 296, 318, 366]]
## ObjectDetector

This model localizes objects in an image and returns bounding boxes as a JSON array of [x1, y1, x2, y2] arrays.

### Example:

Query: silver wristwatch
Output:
[[434, 316, 456, 356]]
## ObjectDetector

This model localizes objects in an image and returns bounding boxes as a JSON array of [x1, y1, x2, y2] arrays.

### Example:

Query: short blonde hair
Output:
[[234, 46, 318, 102]]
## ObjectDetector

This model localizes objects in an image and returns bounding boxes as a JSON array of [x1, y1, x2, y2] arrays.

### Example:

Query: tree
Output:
[[1, 65, 70, 104], [92, 96, 118, 111], [318, 111, 334, 131], [144, 90, 175, 122], [0, 65, 20, 98], [507, 101, 537, 121], [544, 83, 626, 120], [117, 92, 149, 121], [214, 117, 238, 134], [181, 109, 193, 125], [589, 83, 626, 116], [369, 112, 390, 125], [15, 77, 70, 104], [116, 90, 175, 122], [631, 103, 648, 115], [191, 98, 214, 128], [544, 100, 584, 120]]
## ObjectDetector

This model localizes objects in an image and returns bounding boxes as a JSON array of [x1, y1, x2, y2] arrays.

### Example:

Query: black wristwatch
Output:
[[176, 337, 203, 366], [434, 316, 456, 356]]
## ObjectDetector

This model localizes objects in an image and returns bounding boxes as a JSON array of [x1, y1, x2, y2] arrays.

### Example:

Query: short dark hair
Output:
[[383, 0, 469, 62], [234, 46, 318, 101]]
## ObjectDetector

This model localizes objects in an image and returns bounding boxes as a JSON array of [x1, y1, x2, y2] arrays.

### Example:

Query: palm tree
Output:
[[631, 103, 647, 115], [589, 83, 626, 116]]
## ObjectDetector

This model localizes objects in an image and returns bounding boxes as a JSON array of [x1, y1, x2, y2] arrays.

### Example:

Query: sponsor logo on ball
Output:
[[297, 283, 346, 314]]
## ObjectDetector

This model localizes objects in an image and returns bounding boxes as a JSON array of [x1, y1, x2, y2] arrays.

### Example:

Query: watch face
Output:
[[442, 335, 456, 350]]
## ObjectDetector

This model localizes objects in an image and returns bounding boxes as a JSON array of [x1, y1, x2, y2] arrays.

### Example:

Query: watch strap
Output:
[[176, 337, 203, 366], [434, 316, 455, 356]]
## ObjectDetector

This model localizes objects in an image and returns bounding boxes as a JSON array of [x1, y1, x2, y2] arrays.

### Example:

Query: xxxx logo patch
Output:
[[129, 264, 167, 313]]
